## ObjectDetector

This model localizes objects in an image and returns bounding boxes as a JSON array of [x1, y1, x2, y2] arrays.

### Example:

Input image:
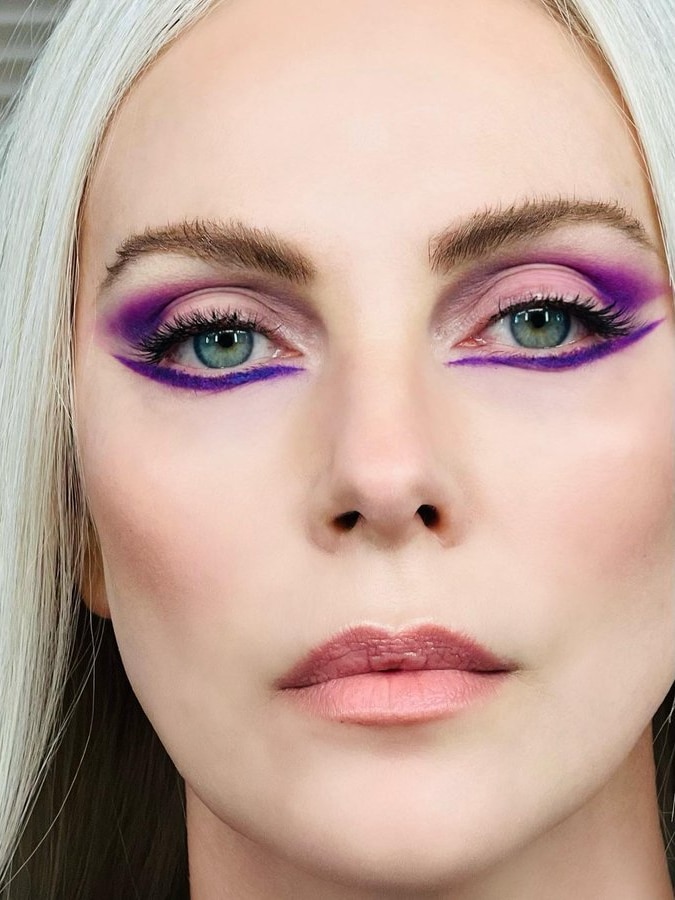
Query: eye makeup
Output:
[[113, 356, 305, 391], [103, 279, 239, 343], [448, 252, 668, 315], [448, 319, 662, 371], [104, 280, 309, 391], [103, 255, 669, 393], [441, 258, 668, 371], [102, 274, 318, 343]]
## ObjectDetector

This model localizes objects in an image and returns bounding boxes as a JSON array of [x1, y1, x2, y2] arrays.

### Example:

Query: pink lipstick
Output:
[[276, 624, 516, 725]]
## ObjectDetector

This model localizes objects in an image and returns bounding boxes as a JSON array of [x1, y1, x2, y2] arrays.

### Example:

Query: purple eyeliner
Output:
[[102, 255, 670, 390], [447, 319, 663, 371], [113, 357, 305, 391]]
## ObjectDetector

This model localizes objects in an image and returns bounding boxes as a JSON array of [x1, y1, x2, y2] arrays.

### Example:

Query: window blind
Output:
[[0, 0, 66, 119]]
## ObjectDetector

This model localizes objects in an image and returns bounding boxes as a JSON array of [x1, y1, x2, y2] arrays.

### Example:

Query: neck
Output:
[[187, 728, 673, 899]]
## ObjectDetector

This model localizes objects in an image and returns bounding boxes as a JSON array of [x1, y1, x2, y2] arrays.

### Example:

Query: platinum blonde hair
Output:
[[0, 1, 220, 889], [0, 0, 673, 894]]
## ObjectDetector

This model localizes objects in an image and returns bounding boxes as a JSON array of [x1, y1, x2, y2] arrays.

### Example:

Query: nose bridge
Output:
[[321, 265, 432, 474], [336, 352, 429, 486]]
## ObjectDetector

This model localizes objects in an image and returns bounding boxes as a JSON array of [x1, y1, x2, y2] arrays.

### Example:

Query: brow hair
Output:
[[99, 197, 653, 295], [427, 196, 651, 272], [101, 217, 317, 290]]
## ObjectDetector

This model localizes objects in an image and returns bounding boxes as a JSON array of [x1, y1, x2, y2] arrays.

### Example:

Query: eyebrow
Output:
[[99, 197, 653, 294]]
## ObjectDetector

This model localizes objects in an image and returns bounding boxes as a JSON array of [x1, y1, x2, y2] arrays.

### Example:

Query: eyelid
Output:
[[105, 282, 318, 347], [480, 268, 599, 305], [450, 260, 643, 307], [159, 289, 288, 331], [441, 265, 620, 338]]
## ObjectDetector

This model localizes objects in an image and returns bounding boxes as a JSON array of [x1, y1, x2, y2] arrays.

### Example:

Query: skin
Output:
[[73, 0, 675, 897]]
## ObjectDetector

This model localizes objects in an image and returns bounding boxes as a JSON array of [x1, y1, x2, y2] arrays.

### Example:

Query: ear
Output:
[[79, 518, 111, 619]]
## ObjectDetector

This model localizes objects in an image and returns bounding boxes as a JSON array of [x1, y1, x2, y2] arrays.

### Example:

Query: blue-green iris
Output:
[[194, 330, 254, 368], [510, 308, 570, 349]]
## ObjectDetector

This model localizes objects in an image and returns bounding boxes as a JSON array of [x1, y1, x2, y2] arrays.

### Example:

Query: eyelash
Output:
[[134, 306, 283, 365], [132, 293, 639, 371], [485, 293, 637, 340]]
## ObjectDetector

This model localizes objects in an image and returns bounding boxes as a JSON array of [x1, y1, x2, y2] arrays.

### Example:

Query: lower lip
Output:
[[280, 670, 510, 725]]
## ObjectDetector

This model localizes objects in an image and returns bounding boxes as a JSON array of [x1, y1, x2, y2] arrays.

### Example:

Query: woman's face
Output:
[[75, 0, 674, 892]]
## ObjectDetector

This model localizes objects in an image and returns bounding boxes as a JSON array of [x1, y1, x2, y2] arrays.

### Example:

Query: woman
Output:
[[1, 0, 673, 897]]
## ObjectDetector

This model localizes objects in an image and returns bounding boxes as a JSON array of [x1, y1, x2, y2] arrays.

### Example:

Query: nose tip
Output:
[[317, 458, 453, 550]]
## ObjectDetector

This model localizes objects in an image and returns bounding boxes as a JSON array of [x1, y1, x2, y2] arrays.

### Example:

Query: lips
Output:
[[275, 623, 516, 690]]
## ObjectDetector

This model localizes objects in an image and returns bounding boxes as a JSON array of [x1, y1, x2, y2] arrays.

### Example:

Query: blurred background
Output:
[[0, 0, 66, 121]]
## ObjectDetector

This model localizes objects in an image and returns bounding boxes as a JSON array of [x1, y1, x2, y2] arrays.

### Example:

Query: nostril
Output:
[[335, 507, 440, 531], [335, 510, 360, 531], [418, 504, 439, 527]]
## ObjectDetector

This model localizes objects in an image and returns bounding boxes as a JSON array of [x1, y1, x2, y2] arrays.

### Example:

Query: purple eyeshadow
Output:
[[104, 282, 223, 343], [549, 261, 662, 311], [448, 254, 669, 320], [104, 255, 670, 391], [114, 356, 306, 391], [447, 319, 663, 371]]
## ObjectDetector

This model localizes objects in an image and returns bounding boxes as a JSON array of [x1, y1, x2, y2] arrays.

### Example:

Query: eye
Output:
[[173, 322, 273, 370], [133, 305, 292, 371], [114, 303, 307, 393], [497, 305, 572, 348], [448, 292, 659, 372], [479, 294, 634, 350], [481, 297, 589, 351]]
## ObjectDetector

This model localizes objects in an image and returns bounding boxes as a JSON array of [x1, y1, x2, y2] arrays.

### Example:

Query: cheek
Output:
[[76, 323, 674, 682], [462, 337, 674, 666], [75, 405, 284, 724], [513, 398, 674, 581], [78, 428, 267, 618], [74, 357, 299, 648], [526, 407, 673, 666], [478, 335, 673, 570], [455, 350, 675, 798]]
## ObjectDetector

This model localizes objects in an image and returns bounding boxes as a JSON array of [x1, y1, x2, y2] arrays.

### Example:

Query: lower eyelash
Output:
[[450, 320, 662, 371], [126, 293, 651, 386]]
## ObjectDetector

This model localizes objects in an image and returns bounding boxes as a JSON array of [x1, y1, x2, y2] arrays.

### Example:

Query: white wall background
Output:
[[0, 0, 66, 120]]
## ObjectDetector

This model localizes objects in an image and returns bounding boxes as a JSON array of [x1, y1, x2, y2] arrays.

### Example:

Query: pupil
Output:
[[194, 329, 254, 368], [510, 307, 570, 349]]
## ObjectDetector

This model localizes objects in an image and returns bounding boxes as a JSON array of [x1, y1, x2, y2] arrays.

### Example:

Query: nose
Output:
[[306, 357, 461, 553]]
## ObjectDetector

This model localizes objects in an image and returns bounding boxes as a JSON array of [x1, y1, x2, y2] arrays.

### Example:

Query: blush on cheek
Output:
[[543, 412, 672, 585], [84, 461, 213, 621]]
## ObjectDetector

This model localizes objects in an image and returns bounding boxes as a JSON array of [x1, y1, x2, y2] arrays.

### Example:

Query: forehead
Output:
[[81, 0, 655, 270]]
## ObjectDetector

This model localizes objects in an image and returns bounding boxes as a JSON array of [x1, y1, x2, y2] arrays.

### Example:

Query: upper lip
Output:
[[275, 624, 517, 689]]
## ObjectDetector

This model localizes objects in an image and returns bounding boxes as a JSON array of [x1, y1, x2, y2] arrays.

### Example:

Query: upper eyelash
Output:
[[486, 293, 638, 340], [132, 292, 639, 369], [134, 307, 283, 365]]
